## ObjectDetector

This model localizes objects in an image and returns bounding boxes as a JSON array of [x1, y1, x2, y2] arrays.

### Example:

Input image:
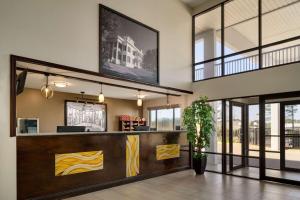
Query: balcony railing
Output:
[[194, 44, 300, 81]]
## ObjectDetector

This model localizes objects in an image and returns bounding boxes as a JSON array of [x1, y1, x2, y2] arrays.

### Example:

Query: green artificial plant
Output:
[[183, 96, 214, 159]]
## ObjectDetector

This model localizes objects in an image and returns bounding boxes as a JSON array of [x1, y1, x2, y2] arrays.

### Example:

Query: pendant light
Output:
[[98, 83, 105, 103], [41, 74, 54, 99], [80, 92, 87, 111], [166, 94, 170, 107], [137, 90, 143, 107]]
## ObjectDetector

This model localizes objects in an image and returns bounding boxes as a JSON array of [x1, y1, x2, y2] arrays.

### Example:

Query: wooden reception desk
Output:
[[17, 131, 189, 200]]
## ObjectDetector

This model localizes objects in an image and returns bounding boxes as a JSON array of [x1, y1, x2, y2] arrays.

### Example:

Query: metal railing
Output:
[[249, 127, 300, 148], [195, 44, 300, 81]]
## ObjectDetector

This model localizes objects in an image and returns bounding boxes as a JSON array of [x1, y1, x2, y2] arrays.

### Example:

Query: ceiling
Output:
[[16, 60, 190, 101], [180, 0, 208, 8], [21, 71, 164, 100]]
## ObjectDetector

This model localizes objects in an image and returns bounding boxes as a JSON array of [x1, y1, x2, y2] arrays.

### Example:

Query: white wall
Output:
[[0, 0, 192, 199], [193, 62, 300, 101]]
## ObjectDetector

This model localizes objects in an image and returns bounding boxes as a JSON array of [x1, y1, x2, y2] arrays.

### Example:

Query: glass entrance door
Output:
[[282, 102, 300, 172], [228, 102, 245, 171], [265, 100, 300, 183]]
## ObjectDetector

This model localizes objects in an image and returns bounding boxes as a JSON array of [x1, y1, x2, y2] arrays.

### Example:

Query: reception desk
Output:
[[17, 131, 189, 200]]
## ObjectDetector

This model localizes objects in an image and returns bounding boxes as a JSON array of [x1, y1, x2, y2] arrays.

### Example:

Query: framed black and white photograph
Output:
[[99, 5, 159, 85], [65, 101, 107, 132]]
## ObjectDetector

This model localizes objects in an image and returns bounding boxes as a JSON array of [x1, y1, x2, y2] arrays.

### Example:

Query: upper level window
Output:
[[193, 0, 300, 81], [149, 107, 181, 131], [194, 6, 221, 64]]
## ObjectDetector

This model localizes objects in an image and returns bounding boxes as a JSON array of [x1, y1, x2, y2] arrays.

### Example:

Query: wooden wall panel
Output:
[[17, 132, 189, 200], [140, 132, 189, 174], [17, 134, 126, 200]]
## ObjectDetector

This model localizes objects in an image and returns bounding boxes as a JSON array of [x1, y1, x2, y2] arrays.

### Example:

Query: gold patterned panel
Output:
[[126, 135, 139, 177], [55, 151, 103, 176], [156, 144, 180, 160]]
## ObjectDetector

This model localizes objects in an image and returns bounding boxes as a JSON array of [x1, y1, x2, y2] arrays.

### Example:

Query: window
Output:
[[128, 47, 131, 53], [224, 0, 258, 55], [127, 56, 131, 63], [193, 0, 300, 81], [149, 107, 181, 131], [194, 7, 221, 64], [149, 110, 156, 130]]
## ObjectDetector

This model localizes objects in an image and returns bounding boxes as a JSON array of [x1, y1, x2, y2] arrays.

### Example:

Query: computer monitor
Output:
[[134, 126, 150, 131], [57, 126, 86, 133]]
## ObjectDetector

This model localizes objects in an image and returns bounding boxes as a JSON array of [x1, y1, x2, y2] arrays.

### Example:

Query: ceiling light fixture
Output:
[[137, 90, 143, 107], [98, 83, 105, 103], [41, 73, 54, 99], [53, 81, 69, 88]]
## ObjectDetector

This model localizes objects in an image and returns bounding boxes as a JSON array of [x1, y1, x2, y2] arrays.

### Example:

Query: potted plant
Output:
[[183, 96, 214, 174]]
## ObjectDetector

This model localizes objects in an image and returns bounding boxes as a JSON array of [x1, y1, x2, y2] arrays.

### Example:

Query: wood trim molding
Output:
[[10, 55, 17, 137], [11, 55, 193, 94], [147, 104, 181, 110]]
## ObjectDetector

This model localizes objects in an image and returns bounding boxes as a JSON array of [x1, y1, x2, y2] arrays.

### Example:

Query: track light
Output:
[[98, 83, 105, 103], [41, 74, 54, 99]]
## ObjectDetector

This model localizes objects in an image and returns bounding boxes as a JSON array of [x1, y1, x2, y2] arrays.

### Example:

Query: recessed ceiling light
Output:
[[53, 81, 69, 88]]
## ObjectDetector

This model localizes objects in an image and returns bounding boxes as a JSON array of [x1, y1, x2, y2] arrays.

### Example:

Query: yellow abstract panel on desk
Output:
[[126, 135, 139, 177], [156, 144, 180, 160], [55, 151, 103, 176]]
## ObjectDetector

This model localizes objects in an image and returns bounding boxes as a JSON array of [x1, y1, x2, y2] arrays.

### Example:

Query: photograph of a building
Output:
[[100, 5, 159, 84], [105, 35, 144, 69]]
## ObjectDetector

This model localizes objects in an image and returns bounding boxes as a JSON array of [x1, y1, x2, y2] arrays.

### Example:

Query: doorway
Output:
[[264, 98, 300, 184], [225, 98, 260, 179], [228, 101, 245, 171], [281, 101, 300, 172]]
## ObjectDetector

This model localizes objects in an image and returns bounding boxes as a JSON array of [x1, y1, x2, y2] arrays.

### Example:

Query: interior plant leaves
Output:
[[183, 96, 215, 160]]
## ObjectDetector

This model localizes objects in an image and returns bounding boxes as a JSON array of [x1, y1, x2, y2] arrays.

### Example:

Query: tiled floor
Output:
[[65, 170, 300, 200]]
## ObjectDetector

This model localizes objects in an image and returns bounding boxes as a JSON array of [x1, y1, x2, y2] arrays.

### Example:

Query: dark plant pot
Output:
[[193, 156, 207, 175]]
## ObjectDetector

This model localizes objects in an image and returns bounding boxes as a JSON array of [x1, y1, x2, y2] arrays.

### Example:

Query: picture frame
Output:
[[64, 100, 107, 132], [99, 4, 159, 85], [17, 118, 39, 134]]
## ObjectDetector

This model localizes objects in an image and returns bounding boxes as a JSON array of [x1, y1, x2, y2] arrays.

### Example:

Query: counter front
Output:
[[17, 131, 190, 200]]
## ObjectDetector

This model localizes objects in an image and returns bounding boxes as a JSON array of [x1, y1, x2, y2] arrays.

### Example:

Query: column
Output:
[[270, 103, 280, 151]]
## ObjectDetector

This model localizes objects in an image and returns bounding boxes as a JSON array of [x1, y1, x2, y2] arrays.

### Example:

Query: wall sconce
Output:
[[41, 74, 54, 99], [98, 83, 105, 103]]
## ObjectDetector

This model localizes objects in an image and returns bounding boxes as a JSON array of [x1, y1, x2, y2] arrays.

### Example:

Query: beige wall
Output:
[[0, 1, 192, 198], [16, 88, 141, 133]]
